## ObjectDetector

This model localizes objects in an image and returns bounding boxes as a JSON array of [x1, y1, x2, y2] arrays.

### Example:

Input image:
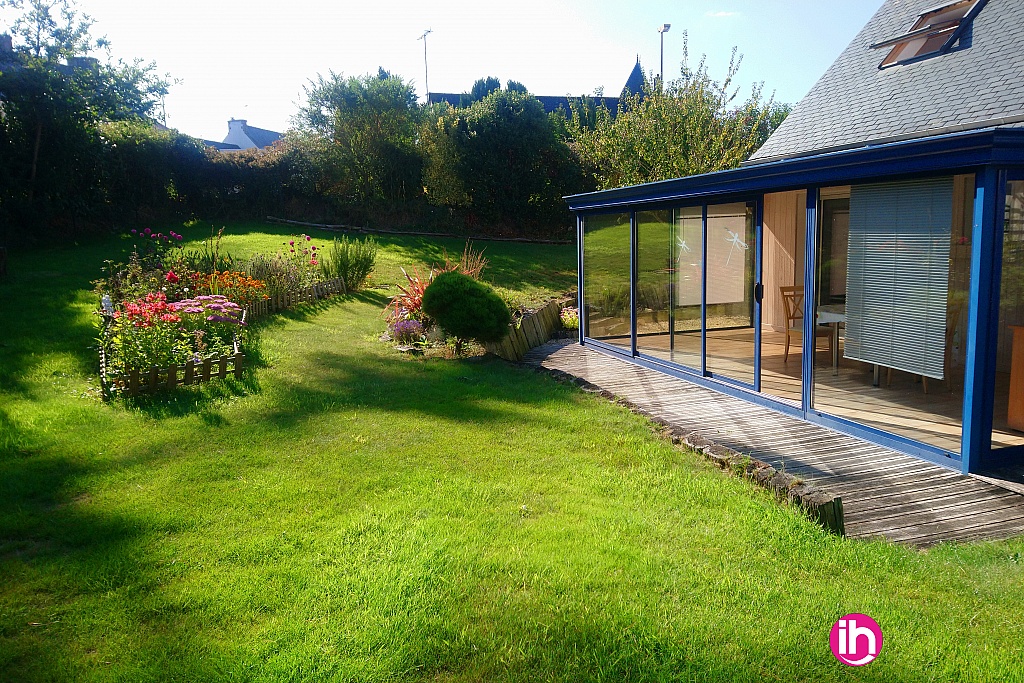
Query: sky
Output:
[[2, 1, 885, 143]]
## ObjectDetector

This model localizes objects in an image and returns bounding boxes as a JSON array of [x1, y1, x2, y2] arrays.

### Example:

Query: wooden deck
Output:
[[524, 340, 1024, 546]]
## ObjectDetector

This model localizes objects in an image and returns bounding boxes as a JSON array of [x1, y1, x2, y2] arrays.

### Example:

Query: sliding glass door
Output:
[[583, 200, 760, 387]]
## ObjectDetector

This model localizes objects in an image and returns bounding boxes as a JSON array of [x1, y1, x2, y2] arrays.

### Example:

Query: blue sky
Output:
[[2, 1, 884, 142]]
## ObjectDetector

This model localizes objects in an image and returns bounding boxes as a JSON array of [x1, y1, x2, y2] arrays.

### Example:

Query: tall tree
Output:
[[296, 68, 421, 202], [568, 34, 789, 189]]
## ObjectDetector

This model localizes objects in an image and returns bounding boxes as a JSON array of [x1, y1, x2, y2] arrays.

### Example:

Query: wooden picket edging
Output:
[[244, 277, 346, 320], [485, 299, 565, 362], [102, 342, 244, 397]]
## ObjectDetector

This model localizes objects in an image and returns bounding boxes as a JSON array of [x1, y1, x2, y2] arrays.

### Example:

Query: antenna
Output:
[[418, 29, 433, 101]]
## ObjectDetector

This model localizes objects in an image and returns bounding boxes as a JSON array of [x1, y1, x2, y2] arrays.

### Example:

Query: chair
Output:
[[780, 285, 834, 363]]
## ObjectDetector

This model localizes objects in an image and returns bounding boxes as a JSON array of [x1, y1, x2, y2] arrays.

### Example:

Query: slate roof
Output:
[[621, 59, 645, 99], [241, 124, 282, 149], [204, 140, 241, 151], [750, 0, 1024, 163]]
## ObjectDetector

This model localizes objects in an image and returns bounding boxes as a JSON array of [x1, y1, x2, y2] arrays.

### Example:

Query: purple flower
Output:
[[305, 235, 311, 241], [144, 228, 151, 236], [130, 229, 137, 235]]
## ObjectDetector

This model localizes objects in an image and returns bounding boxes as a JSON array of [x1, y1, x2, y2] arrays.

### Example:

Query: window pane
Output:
[[583, 213, 631, 350], [672, 207, 703, 369], [705, 202, 755, 384], [636, 210, 672, 359], [812, 176, 972, 454], [992, 181, 1024, 449]]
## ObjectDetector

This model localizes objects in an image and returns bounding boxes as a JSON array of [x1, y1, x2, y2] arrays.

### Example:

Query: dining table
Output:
[[816, 304, 846, 376]]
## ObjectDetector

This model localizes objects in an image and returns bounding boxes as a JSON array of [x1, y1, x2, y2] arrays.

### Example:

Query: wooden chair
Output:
[[780, 285, 834, 362]]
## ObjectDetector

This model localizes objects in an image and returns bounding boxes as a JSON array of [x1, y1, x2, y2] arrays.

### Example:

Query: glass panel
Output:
[[812, 176, 972, 455], [760, 190, 807, 404], [672, 207, 703, 369], [705, 202, 755, 384], [582, 212, 632, 350], [635, 210, 672, 359], [992, 180, 1024, 449]]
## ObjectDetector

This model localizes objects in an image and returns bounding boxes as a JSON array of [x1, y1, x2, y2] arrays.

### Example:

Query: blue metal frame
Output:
[[961, 167, 1004, 473], [630, 211, 638, 357], [577, 215, 585, 345], [700, 203, 708, 376], [802, 187, 819, 411], [753, 199, 764, 393]]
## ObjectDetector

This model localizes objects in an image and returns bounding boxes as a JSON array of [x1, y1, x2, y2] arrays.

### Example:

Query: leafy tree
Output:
[[506, 80, 528, 94], [459, 76, 501, 107], [568, 34, 788, 189], [295, 68, 421, 203], [420, 89, 585, 229], [0, 0, 174, 243]]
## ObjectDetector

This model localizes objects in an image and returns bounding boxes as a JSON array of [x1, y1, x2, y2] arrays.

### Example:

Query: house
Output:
[[426, 58, 647, 115], [214, 118, 282, 151], [566, 0, 1024, 475]]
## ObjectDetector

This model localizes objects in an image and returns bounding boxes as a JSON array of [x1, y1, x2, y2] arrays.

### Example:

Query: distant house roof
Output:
[[221, 118, 282, 151], [621, 58, 645, 99], [204, 140, 241, 151], [426, 60, 644, 115], [750, 0, 1024, 163]]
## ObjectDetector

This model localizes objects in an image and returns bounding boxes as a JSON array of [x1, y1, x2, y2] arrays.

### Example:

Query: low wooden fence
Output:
[[244, 277, 346, 319], [485, 299, 565, 362], [101, 344, 244, 397]]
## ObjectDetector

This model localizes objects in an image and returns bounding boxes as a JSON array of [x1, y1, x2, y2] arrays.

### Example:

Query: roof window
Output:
[[871, 0, 985, 68]]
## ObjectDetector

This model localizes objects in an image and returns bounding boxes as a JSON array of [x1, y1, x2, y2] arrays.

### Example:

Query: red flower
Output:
[[165, 270, 180, 284]]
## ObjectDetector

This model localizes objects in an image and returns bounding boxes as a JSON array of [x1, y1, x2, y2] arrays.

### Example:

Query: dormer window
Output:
[[871, 0, 986, 68]]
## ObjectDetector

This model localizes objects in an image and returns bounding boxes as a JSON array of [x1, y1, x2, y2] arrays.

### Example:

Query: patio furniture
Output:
[[817, 303, 846, 375], [780, 285, 835, 363]]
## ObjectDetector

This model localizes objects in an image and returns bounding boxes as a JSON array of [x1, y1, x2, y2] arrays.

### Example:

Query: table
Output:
[[817, 304, 846, 375]]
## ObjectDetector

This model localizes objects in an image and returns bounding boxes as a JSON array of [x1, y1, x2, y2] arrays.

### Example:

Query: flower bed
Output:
[[96, 228, 375, 397]]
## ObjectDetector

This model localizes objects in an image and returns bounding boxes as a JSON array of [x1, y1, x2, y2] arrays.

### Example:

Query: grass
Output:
[[1, 221, 1023, 682]]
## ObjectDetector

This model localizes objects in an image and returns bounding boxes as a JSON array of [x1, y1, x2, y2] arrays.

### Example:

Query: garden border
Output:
[[485, 299, 567, 362]]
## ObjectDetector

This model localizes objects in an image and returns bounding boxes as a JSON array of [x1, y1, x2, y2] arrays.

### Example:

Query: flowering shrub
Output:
[[560, 306, 580, 330], [280, 234, 323, 285], [193, 270, 269, 305], [390, 319, 425, 344], [105, 292, 245, 376]]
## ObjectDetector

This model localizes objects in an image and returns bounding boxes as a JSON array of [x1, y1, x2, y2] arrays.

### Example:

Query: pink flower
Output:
[[289, 240, 295, 246], [305, 235, 311, 241], [143, 228, 152, 236], [310, 259, 318, 266]]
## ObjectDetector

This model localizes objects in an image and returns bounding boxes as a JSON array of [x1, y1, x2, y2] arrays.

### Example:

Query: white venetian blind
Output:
[[844, 177, 953, 380]]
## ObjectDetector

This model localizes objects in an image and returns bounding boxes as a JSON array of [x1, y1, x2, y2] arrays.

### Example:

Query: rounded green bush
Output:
[[421, 271, 512, 343]]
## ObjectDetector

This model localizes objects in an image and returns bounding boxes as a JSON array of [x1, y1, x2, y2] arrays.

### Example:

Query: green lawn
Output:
[[1, 222, 1023, 682]]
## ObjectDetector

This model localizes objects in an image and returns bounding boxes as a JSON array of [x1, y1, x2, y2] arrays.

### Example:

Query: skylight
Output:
[[871, 0, 986, 68]]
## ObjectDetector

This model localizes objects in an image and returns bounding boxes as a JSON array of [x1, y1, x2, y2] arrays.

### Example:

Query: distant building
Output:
[[426, 58, 647, 115], [211, 118, 282, 151]]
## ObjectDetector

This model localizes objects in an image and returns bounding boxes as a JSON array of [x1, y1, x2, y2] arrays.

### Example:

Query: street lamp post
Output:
[[418, 29, 433, 103], [658, 23, 671, 87]]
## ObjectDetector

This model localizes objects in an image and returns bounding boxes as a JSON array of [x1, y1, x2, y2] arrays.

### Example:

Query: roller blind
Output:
[[844, 177, 953, 380]]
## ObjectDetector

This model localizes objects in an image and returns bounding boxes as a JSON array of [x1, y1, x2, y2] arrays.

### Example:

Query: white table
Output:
[[817, 304, 846, 375]]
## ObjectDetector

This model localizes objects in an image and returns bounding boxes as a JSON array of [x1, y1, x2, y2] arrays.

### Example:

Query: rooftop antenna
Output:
[[418, 29, 433, 103]]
